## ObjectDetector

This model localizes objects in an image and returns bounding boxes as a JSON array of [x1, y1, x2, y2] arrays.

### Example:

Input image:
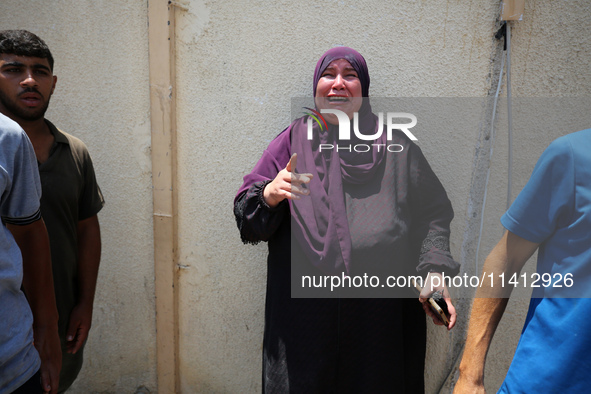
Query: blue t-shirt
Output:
[[498, 129, 591, 393], [0, 113, 42, 393]]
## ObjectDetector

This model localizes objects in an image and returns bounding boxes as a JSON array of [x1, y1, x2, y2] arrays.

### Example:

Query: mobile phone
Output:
[[427, 292, 450, 327], [412, 279, 451, 327]]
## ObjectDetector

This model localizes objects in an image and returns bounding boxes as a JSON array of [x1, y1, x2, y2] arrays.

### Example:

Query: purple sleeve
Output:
[[234, 180, 288, 244], [408, 143, 459, 276], [233, 129, 292, 244]]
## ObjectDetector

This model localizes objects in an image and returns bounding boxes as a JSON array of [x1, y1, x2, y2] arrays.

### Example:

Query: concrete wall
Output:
[[174, 0, 590, 392], [2, 0, 590, 392], [0, 1, 157, 393]]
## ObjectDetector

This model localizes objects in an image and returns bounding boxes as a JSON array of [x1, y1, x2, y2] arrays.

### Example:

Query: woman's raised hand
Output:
[[263, 153, 313, 208]]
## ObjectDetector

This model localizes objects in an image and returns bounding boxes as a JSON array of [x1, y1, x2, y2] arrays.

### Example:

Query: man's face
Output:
[[0, 53, 56, 122]]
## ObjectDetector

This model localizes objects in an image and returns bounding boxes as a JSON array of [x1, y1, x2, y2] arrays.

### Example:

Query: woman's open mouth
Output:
[[327, 96, 349, 103]]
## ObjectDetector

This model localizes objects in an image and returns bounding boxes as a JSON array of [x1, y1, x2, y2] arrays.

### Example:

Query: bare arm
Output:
[[454, 231, 540, 393], [9, 219, 61, 394], [66, 215, 101, 354]]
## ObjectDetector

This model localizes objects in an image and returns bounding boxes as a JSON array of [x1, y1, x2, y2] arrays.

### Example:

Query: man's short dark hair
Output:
[[0, 30, 54, 71]]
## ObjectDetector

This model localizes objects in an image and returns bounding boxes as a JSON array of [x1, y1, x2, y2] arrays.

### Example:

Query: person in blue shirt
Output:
[[455, 129, 591, 393]]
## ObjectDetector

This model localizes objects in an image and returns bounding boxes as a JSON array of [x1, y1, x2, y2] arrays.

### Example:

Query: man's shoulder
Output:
[[46, 120, 91, 155], [564, 128, 591, 140], [551, 129, 591, 155], [536, 129, 591, 175], [0, 112, 27, 141], [60, 129, 89, 152], [0, 114, 32, 165]]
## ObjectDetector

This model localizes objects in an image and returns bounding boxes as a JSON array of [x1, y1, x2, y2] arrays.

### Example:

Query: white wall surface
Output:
[[173, 0, 491, 391], [2, 0, 590, 393], [0, 1, 156, 393], [174, 0, 591, 392]]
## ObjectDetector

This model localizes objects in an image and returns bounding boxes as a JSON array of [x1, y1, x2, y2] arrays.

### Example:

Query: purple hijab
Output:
[[240, 47, 387, 274]]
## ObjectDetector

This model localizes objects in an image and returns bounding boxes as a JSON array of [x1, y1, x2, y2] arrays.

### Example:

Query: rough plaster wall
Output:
[[174, 1, 496, 392], [469, 0, 591, 391], [0, 1, 157, 393], [475, 95, 591, 391], [175, 0, 591, 392], [1, 0, 589, 392]]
